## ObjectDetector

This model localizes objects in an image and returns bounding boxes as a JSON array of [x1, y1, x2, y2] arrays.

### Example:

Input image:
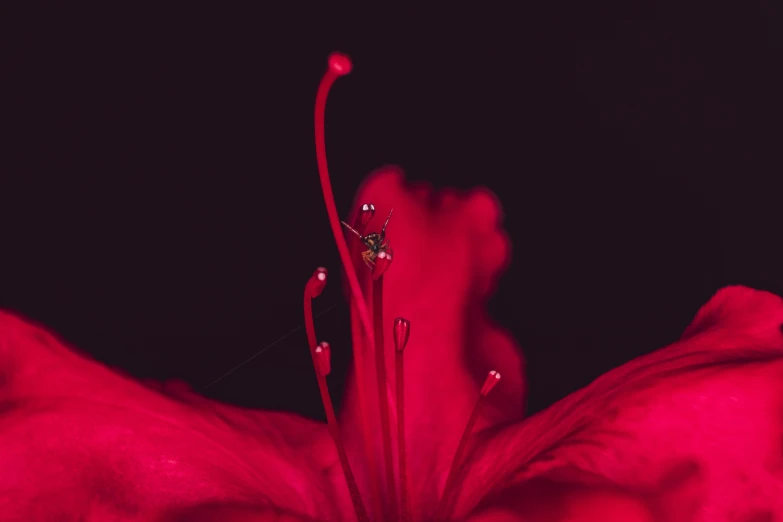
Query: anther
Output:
[[315, 341, 332, 376], [372, 249, 394, 281], [480, 370, 501, 396], [309, 267, 328, 298], [357, 203, 376, 232], [394, 317, 411, 352]]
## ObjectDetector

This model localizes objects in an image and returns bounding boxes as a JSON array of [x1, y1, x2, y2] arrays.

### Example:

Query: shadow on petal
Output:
[[467, 477, 655, 522], [156, 502, 315, 522]]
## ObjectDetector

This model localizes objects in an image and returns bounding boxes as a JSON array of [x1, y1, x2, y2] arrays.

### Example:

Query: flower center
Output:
[[304, 52, 502, 522]]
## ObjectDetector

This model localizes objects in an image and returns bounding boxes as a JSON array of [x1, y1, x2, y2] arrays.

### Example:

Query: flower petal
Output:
[[0, 312, 349, 521], [339, 168, 525, 514], [455, 286, 783, 520]]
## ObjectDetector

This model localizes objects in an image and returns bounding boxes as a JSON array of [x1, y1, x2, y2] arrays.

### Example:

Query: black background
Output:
[[3, 5, 781, 419]]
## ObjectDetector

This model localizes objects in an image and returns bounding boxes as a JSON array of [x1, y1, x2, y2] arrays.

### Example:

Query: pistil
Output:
[[314, 53, 383, 521]]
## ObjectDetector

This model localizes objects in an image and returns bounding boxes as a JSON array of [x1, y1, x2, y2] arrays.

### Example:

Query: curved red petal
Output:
[[455, 286, 783, 520], [339, 167, 525, 513], [0, 312, 348, 520]]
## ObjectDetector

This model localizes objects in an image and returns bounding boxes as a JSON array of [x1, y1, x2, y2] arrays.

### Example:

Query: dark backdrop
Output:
[[3, 5, 781, 419]]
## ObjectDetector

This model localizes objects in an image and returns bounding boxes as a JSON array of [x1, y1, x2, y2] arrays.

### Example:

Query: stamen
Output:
[[314, 341, 331, 376], [371, 275, 398, 521], [348, 221, 385, 521], [304, 269, 369, 522], [435, 371, 502, 522], [315, 52, 383, 520], [393, 317, 412, 522]]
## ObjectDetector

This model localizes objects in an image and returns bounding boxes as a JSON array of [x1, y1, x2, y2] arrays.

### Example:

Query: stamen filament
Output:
[[435, 371, 502, 522], [315, 53, 383, 521], [349, 221, 385, 521], [372, 276, 398, 521], [304, 270, 369, 522], [393, 318, 412, 522]]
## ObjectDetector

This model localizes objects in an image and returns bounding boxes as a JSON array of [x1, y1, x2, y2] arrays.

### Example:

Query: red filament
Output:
[[304, 270, 369, 522], [372, 276, 398, 521], [435, 371, 502, 521], [393, 318, 412, 522]]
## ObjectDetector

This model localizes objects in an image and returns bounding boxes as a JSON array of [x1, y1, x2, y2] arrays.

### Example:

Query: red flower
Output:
[[2, 53, 783, 521]]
